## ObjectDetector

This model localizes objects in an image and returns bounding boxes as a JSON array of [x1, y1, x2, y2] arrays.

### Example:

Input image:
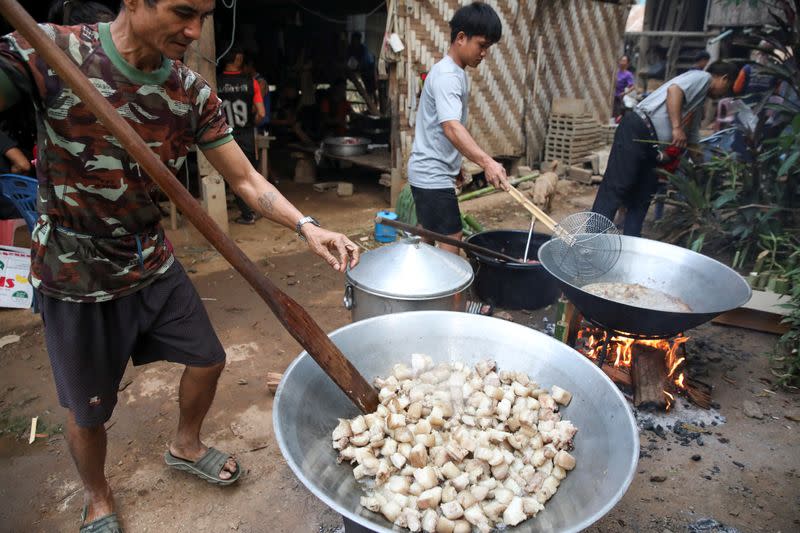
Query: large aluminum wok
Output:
[[539, 235, 752, 338], [274, 311, 638, 533]]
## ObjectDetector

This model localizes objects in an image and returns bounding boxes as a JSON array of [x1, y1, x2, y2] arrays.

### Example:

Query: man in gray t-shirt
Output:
[[407, 2, 509, 253], [592, 62, 737, 236]]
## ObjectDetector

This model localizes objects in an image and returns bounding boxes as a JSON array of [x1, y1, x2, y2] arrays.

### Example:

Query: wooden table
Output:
[[288, 143, 392, 174]]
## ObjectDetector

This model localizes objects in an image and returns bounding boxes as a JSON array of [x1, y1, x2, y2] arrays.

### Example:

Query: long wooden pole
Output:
[[0, 0, 378, 413], [375, 216, 533, 264]]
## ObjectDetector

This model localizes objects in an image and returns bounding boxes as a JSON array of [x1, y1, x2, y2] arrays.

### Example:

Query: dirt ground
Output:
[[1, 177, 798, 533]]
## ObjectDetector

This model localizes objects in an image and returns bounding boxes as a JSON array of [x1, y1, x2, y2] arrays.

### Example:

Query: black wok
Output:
[[538, 235, 752, 338]]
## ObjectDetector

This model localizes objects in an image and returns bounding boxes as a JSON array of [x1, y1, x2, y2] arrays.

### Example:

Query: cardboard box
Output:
[[0, 245, 33, 309]]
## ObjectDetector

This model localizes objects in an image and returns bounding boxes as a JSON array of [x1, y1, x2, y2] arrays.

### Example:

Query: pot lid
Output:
[[346, 237, 474, 299]]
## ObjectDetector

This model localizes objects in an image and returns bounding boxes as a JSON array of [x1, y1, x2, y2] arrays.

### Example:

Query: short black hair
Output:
[[695, 50, 711, 62], [707, 61, 738, 79], [50, 0, 116, 24], [118, 0, 157, 10], [450, 2, 502, 44], [222, 44, 245, 65]]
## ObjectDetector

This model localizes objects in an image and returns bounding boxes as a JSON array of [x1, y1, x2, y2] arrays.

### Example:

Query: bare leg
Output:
[[168, 362, 237, 479], [437, 231, 463, 255], [416, 224, 435, 247], [64, 411, 114, 524]]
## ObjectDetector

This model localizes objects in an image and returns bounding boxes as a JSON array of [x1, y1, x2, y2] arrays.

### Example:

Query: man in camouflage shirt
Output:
[[0, 1, 359, 530]]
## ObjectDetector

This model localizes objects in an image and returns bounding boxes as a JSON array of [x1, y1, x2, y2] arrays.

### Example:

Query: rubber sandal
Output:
[[234, 216, 256, 225], [466, 300, 493, 316], [164, 447, 241, 486], [80, 505, 123, 533]]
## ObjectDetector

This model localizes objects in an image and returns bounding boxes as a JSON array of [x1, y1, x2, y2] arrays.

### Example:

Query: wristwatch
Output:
[[295, 215, 320, 240]]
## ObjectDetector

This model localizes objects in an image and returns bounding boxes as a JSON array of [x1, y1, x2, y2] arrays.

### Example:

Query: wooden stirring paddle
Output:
[[0, 0, 379, 413]]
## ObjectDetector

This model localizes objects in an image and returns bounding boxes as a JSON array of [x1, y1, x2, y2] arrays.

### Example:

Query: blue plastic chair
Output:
[[0, 174, 39, 312], [0, 174, 38, 231]]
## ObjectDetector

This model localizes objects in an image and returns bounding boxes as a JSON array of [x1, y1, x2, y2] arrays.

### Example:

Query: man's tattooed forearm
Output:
[[257, 191, 277, 214]]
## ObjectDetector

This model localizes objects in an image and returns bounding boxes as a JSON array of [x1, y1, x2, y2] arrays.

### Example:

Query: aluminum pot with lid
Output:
[[343, 237, 474, 321]]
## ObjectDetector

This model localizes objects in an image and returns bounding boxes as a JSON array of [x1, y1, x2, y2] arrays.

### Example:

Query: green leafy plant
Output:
[[770, 238, 800, 387], [657, 0, 800, 385]]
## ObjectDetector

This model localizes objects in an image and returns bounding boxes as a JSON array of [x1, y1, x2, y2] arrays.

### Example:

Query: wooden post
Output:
[[635, 0, 657, 90], [632, 344, 668, 410], [185, 15, 229, 235], [525, 35, 543, 167], [389, 61, 403, 207]]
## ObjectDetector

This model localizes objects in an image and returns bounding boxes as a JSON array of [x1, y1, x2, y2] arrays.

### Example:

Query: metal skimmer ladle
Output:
[[506, 186, 621, 280]]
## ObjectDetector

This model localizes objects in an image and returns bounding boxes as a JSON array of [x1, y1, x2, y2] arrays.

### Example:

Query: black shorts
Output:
[[38, 260, 226, 427], [410, 185, 462, 235]]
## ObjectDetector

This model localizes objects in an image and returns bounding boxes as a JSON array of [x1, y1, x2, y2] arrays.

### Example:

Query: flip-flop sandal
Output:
[[80, 505, 123, 533], [466, 300, 494, 316], [164, 447, 241, 486]]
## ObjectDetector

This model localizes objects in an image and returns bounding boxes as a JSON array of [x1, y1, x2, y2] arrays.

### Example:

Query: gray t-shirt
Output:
[[408, 55, 469, 189], [637, 70, 711, 144]]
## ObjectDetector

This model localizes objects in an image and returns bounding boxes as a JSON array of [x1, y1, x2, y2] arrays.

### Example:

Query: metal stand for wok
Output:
[[587, 319, 675, 368], [561, 299, 673, 368]]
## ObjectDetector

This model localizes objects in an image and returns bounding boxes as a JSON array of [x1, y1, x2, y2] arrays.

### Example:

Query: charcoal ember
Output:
[[687, 518, 740, 533]]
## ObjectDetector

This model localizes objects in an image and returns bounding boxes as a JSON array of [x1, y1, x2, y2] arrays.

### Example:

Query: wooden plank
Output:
[[740, 289, 790, 315], [389, 60, 403, 208], [548, 117, 598, 126], [712, 308, 790, 335], [632, 345, 668, 410], [324, 149, 392, 174], [290, 142, 392, 174], [565, 300, 582, 347], [201, 175, 229, 236], [603, 365, 633, 387], [255, 134, 275, 181], [551, 98, 588, 116], [545, 137, 602, 147], [567, 166, 593, 184]]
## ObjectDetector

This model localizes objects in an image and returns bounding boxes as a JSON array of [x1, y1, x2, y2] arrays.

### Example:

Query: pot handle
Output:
[[343, 284, 354, 310]]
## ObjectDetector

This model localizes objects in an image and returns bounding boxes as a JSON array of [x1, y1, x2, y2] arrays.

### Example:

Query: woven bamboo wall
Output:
[[395, 0, 629, 167], [525, 0, 630, 163], [395, 0, 538, 166]]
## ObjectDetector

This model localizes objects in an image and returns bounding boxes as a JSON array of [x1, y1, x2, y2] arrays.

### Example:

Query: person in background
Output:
[[613, 54, 636, 119], [692, 50, 711, 71], [346, 31, 377, 101], [320, 78, 352, 138], [733, 41, 779, 104], [270, 85, 315, 145], [0, 128, 32, 220], [592, 62, 738, 236], [407, 2, 509, 254], [218, 45, 266, 225], [48, 0, 116, 25], [243, 53, 269, 131]]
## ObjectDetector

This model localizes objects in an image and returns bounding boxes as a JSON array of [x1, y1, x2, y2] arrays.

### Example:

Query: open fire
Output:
[[575, 327, 691, 410]]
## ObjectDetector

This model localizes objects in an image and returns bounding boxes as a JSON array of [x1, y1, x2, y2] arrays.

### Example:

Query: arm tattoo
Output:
[[257, 191, 277, 214]]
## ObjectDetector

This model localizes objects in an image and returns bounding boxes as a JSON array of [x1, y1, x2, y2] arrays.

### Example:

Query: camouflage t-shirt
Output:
[[0, 22, 232, 302]]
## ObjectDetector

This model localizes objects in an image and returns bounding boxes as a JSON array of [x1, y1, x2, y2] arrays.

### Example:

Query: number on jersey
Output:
[[221, 99, 248, 127]]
